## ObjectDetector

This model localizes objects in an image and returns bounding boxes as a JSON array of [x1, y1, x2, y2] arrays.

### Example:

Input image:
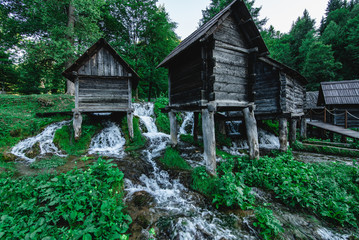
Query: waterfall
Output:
[[88, 122, 126, 157], [179, 112, 194, 136], [125, 103, 251, 240], [11, 120, 70, 162]]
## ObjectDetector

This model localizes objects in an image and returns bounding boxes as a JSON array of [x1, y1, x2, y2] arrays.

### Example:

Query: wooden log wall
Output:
[[254, 61, 280, 114], [169, 46, 203, 106], [212, 16, 249, 103], [333, 109, 359, 128], [280, 73, 305, 116], [78, 47, 128, 77], [78, 77, 129, 111]]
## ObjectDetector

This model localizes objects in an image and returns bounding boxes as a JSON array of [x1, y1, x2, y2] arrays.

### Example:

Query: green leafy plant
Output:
[[254, 207, 283, 240], [122, 116, 146, 152], [154, 96, 170, 134], [0, 158, 132, 239]]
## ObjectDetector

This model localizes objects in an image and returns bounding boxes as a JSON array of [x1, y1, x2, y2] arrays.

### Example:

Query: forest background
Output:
[[1, 0, 358, 98]]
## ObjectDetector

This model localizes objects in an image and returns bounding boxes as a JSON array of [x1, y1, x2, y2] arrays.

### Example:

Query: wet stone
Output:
[[25, 142, 40, 159], [131, 191, 155, 208], [2, 152, 16, 162]]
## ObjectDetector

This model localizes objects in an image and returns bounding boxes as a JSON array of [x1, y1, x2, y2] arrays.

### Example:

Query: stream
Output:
[[9, 103, 357, 239]]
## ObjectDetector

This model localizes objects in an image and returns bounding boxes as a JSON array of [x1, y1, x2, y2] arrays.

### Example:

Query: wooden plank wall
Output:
[[78, 77, 129, 111], [169, 46, 203, 106], [282, 73, 305, 116], [254, 61, 280, 114], [78, 47, 128, 77], [212, 16, 249, 103], [334, 109, 359, 128]]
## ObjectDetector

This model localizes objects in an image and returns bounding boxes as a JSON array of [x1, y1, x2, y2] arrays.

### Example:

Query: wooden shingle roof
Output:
[[62, 38, 141, 88], [318, 80, 359, 106], [157, 0, 268, 68], [305, 91, 323, 109]]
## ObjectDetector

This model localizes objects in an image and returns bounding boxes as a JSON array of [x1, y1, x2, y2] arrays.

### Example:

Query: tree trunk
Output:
[[289, 118, 297, 145], [66, 2, 75, 95]]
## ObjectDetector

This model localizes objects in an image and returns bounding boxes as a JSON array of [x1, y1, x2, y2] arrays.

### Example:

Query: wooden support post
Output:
[[279, 118, 288, 152], [73, 110, 82, 141], [202, 109, 216, 175], [243, 107, 259, 160], [310, 110, 313, 122], [193, 112, 199, 142], [323, 107, 327, 138], [300, 117, 307, 139], [169, 111, 178, 146], [341, 110, 348, 143], [127, 111, 134, 139], [289, 118, 297, 145]]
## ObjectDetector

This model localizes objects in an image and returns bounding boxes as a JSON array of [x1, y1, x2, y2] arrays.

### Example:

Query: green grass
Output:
[[160, 147, 192, 170], [0, 158, 131, 239], [293, 141, 359, 158], [0, 94, 74, 154], [122, 116, 146, 152], [53, 117, 102, 156]]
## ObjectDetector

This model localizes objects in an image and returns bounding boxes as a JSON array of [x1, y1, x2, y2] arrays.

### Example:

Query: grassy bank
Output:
[[0, 94, 74, 154]]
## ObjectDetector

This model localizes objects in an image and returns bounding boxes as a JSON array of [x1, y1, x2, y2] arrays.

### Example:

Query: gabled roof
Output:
[[318, 80, 359, 106], [157, 0, 268, 68], [305, 91, 323, 109], [62, 38, 140, 88], [258, 56, 308, 84]]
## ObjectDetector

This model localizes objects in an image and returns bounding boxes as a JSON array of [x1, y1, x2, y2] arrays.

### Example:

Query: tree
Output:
[[200, 0, 267, 29], [0, 48, 18, 93]]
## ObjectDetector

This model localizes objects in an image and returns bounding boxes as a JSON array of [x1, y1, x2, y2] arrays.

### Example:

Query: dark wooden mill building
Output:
[[63, 38, 140, 139], [158, 0, 306, 174], [317, 80, 359, 128]]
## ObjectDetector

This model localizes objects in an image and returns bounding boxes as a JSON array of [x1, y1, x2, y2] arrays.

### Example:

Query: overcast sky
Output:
[[157, 0, 329, 40]]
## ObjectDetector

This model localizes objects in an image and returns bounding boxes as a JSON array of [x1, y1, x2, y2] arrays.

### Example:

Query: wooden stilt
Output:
[[243, 107, 259, 160], [127, 111, 134, 139], [193, 112, 199, 142], [73, 110, 82, 141], [300, 117, 307, 139], [289, 118, 297, 145], [202, 109, 216, 175], [279, 118, 288, 152], [169, 111, 178, 146]]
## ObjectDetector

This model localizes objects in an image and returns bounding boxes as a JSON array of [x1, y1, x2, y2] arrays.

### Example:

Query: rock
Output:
[[25, 142, 40, 159], [132, 191, 155, 208], [2, 152, 16, 162]]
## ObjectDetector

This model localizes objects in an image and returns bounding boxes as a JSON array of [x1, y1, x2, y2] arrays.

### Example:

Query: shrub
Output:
[[30, 156, 67, 169], [254, 207, 283, 240], [154, 97, 170, 134], [122, 116, 146, 152], [0, 158, 132, 239]]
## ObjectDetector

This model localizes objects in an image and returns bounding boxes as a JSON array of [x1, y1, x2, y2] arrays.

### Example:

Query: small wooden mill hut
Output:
[[158, 0, 306, 174], [317, 80, 359, 128], [63, 38, 141, 139]]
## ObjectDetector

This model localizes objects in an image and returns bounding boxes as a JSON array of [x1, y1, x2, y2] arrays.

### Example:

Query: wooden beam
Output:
[[243, 107, 259, 159], [279, 118, 288, 152], [202, 108, 216, 175], [127, 111, 134, 139], [73, 110, 82, 141], [289, 118, 297, 145], [169, 111, 178, 146], [300, 117, 307, 139]]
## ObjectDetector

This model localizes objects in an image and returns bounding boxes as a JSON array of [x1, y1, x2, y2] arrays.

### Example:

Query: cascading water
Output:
[[179, 112, 194, 136], [88, 121, 126, 157], [126, 103, 253, 239], [11, 120, 69, 162]]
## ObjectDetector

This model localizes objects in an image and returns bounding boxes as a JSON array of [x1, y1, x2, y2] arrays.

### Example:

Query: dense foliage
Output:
[[0, 158, 132, 239], [1, 0, 179, 97], [263, 0, 359, 90], [159, 147, 192, 170]]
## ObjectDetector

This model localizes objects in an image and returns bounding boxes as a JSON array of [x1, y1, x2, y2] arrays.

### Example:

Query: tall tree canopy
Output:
[[0, 0, 179, 98]]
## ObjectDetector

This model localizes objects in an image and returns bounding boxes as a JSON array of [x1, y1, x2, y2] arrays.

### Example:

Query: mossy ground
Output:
[[0, 94, 74, 154]]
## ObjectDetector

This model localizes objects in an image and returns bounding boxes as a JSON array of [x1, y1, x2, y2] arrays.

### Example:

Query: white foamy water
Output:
[[126, 103, 252, 240], [179, 112, 194, 136], [88, 122, 126, 157], [11, 121, 69, 162]]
